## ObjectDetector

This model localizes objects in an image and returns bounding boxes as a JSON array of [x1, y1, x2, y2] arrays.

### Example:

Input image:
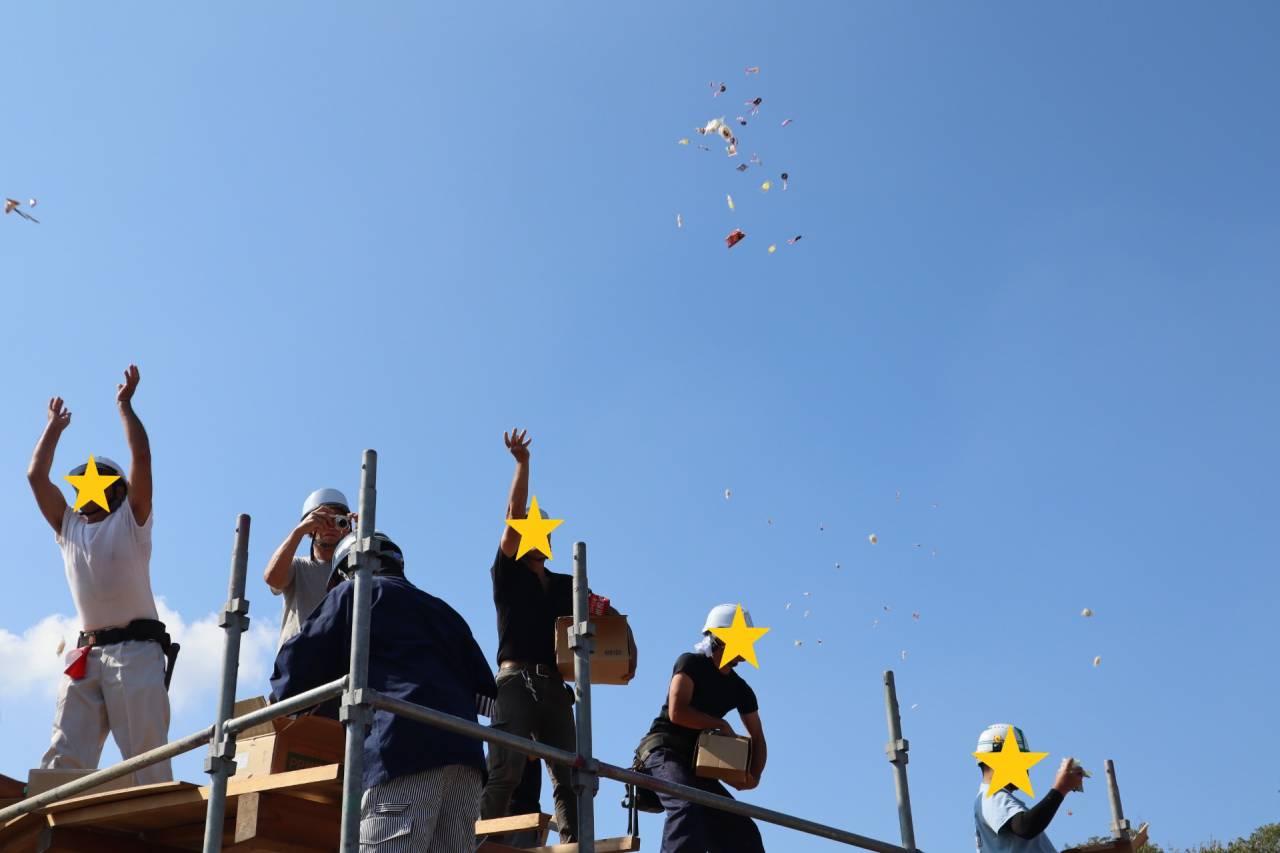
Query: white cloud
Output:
[[0, 601, 278, 716]]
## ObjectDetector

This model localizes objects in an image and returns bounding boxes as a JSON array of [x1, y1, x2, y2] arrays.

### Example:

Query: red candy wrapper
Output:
[[63, 646, 90, 680], [725, 229, 746, 249], [588, 594, 610, 617]]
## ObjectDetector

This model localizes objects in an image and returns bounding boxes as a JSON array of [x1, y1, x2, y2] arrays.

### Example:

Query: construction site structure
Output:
[[0, 447, 1116, 851]]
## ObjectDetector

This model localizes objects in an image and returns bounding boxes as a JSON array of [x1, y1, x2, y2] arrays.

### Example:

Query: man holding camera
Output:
[[264, 487, 354, 648]]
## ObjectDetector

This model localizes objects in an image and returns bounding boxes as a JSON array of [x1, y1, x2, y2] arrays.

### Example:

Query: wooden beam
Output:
[[42, 781, 196, 815], [144, 816, 235, 847], [526, 836, 641, 853], [36, 825, 190, 852], [475, 812, 553, 837], [233, 791, 340, 850]]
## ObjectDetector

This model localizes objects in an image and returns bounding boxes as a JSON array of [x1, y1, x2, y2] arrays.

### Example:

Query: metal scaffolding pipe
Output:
[[882, 670, 917, 850], [222, 677, 348, 736], [202, 514, 252, 853], [570, 541, 596, 852], [1105, 759, 1131, 839], [366, 691, 920, 853], [0, 726, 215, 824], [339, 449, 378, 853]]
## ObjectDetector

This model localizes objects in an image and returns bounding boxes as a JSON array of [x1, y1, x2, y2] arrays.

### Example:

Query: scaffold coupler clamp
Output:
[[885, 736, 910, 766], [1111, 818, 1132, 840], [219, 597, 251, 632], [568, 620, 596, 655], [341, 687, 377, 729], [204, 733, 239, 778]]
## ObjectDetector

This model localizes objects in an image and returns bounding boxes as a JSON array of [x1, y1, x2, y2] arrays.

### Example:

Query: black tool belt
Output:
[[499, 661, 561, 679], [77, 619, 182, 691]]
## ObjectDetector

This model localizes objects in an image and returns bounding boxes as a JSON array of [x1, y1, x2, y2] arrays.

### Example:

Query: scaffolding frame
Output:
[[1, 449, 925, 853]]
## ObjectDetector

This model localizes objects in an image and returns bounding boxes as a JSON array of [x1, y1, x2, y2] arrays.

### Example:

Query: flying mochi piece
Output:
[[868, 533, 878, 544], [676, 213, 683, 229], [768, 244, 777, 254], [1081, 608, 1093, 618], [1093, 656, 1102, 667], [724, 488, 732, 500], [726, 194, 735, 211]]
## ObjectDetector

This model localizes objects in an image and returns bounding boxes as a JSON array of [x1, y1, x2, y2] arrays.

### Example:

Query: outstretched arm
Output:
[[498, 428, 531, 558], [115, 365, 152, 526], [28, 397, 71, 533]]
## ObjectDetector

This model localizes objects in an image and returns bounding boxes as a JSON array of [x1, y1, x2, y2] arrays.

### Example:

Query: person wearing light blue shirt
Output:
[[972, 724, 1085, 853]]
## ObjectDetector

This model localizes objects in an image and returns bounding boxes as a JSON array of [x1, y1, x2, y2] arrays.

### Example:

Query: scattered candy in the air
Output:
[[678, 138, 690, 145], [818, 522, 823, 531], [803, 610, 810, 619], [726, 194, 735, 211], [736, 116, 748, 126], [1093, 656, 1102, 667], [834, 562, 841, 570], [787, 235, 802, 244], [55, 638, 65, 656], [711, 82, 727, 97], [28, 198, 37, 207], [701, 117, 725, 135], [785, 602, 792, 610], [676, 214, 683, 229], [911, 612, 920, 621], [868, 533, 878, 544], [725, 229, 746, 248], [883, 605, 891, 613], [750, 153, 763, 167], [803, 591, 811, 597], [718, 125, 734, 143], [816, 638, 823, 645], [781, 172, 789, 190], [745, 66, 760, 75], [872, 619, 879, 629], [746, 97, 763, 116], [781, 118, 793, 127], [768, 244, 777, 254], [896, 489, 902, 502], [761, 180, 771, 192], [723, 488, 731, 499], [736, 164, 749, 172], [910, 703, 920, 710], [794, 639, 803, 647], [901, 650, 908, 661], [1081, 608, 1093, 618], [698, 145, 710, 151], [767, 518, 773, 525]]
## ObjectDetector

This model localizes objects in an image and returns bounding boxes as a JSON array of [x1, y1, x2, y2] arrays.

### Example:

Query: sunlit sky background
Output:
[[3, 3, 1278, 849]]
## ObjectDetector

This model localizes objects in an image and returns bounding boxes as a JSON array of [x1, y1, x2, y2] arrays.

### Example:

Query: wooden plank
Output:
[[476, 812, 553, 837], [527, 836, 641, 853], [221, 763, 343, 799], [478, 843, 530, 853], [0, 812, 47, 849], [232, 791, 339, 850], [36, 824, 191, 852], [144, 816, 233, 848], [42, 780, 196, 814]]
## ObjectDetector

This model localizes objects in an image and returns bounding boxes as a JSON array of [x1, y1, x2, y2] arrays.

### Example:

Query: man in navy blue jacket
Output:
[[270, 531, 497, 852]]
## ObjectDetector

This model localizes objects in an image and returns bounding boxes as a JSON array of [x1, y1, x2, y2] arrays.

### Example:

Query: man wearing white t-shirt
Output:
[[26, 365, 174, 785], [263, 488, 352, 648]]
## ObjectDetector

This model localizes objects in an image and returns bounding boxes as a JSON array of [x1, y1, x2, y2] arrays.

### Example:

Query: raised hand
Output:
[[47, 397, 72, 431], [504, 428, 531, 463], [116, 364, 140, 405]]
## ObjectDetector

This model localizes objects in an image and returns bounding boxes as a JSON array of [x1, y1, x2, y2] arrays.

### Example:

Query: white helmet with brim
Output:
[[703, 603, 753, 633], [975, 723, 1029, 763], [301, 488, 350, 520], [67, 455, 127, 485]]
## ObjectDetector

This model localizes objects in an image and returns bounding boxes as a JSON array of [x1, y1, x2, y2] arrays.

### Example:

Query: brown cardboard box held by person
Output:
[[695, 731, 753, 787], [555, 614, 634, 684]]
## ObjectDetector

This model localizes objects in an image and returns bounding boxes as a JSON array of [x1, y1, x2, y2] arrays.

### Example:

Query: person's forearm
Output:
[[118, 401, 150, 462], [670, 706, 729, 731], [265, 528, 307, 588], [27, 422, 62, 480], [1007, 789, 1064, 839], [751, 738, 767, 778], [506, 459, 529, 518]]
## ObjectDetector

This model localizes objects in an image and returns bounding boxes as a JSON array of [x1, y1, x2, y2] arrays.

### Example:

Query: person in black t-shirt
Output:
[[479, 428, 637, 845], [634, 604, 767, 853]]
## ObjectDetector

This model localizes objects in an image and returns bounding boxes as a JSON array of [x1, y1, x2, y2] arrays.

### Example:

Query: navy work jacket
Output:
[[269, 574, 497, 790]]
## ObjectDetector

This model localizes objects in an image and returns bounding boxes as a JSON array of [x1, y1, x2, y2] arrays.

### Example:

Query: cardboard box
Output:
[[233, 696, 345, 779], [26, 768, 133, 798], [695, 731, 752, 786], [555, 614, 634, 684]]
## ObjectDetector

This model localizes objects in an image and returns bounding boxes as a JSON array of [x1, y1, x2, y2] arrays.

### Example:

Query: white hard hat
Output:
[[975, 723, 1029, 761], [67, 455, 127, 485], [703, 603, 753, 633], [327, 531, 405, 587], [301, 488, 350, 520]]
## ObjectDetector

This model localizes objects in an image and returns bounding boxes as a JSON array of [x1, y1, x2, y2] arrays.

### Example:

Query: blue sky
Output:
[[2, 2, 1278, 849]]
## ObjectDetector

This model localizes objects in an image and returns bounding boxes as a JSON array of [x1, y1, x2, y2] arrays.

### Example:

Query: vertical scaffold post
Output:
[[883, 671, 917, 851], [1105, 759, 1131, 841], [202, 514, 252, 853], [571, 541, 596, 853], [339, 450, 378, 852]]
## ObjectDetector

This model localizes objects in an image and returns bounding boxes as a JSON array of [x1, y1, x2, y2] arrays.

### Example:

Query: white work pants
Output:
[[40, 640, 172, 785]]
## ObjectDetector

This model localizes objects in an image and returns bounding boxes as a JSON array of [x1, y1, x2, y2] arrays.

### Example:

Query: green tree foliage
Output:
[[1067, 823, 1279, 853]]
